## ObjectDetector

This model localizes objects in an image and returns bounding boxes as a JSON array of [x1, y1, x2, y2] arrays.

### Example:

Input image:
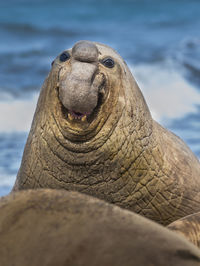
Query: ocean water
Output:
[[0, 0, 200, 196]]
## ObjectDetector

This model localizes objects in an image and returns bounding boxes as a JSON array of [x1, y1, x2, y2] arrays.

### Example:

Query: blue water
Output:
[[0, 0, 200, 196]]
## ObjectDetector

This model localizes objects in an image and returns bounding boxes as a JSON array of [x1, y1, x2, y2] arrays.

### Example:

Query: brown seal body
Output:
[[13, 41, 200, 225], [1, 189, 200, 266], [168, 212, 200, 248]]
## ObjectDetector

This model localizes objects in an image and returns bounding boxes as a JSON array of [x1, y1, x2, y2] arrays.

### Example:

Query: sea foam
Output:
[[0, 62, 200, 133], [132, 62, 200, 123], [0, 93, 38, 132]]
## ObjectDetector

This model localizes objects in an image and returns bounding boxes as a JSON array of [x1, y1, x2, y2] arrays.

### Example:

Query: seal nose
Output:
[[72, 40, 98, 63]]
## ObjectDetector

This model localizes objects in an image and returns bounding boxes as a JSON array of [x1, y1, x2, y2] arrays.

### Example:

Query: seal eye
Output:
[[59, 52, 70, 62], [102, 58, 115, 68]]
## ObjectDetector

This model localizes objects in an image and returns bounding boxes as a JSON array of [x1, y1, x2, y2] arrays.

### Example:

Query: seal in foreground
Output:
[[0, 189, 200, 266], [13, 41, 200, 225]]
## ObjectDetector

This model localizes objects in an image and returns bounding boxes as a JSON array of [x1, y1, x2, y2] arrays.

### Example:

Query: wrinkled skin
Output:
[[168, 212, 200, 248], [13, 41, 200, 225], [1, 189, 200, 266]]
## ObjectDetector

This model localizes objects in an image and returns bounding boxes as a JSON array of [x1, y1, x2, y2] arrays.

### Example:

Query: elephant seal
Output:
[[168, 212, 200, 248], [13, 40, 200, 225], [0, 189, 200, 266]]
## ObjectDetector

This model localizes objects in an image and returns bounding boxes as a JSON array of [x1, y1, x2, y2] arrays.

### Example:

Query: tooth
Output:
[[68, 113, 74, 121], [101, 88, 105, 95], [81, 115, 87, 122]]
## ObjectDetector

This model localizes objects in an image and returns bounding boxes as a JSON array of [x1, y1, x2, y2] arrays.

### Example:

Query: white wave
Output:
[[0, 93, 38, 132], [131, 62, 200, 122], [0, 173, 15, 187], [0, 61, 200, 132]]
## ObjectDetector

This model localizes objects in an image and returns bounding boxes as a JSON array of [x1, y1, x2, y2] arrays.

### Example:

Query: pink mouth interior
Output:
[[69, 110, 90, 119]]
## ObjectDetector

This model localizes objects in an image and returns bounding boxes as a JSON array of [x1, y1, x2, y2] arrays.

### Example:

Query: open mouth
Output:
[[58, 71, 107, 125], [61, 90, 105, 124], [68, 111, 89, 122]]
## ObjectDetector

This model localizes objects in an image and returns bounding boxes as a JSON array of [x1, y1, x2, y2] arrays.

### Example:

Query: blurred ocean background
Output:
[[0, 0, 200, 196]]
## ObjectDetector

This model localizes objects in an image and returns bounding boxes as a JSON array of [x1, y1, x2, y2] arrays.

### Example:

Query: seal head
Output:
[[50, 40, 128, 142]]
